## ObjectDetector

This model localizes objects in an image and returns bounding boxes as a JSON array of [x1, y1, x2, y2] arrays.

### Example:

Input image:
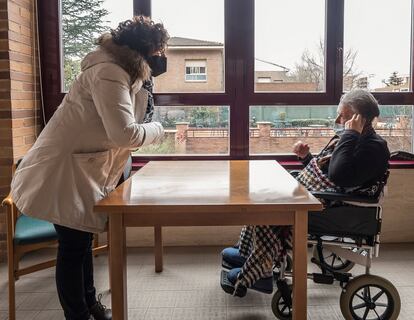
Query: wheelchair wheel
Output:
[[340, 274, 401, 320], [271, 285, 292, 320], [312, 245, 355, 273]]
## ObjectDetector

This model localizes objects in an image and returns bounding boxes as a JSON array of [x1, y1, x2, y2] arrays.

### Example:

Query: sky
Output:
[[102, 0, 412, 90]]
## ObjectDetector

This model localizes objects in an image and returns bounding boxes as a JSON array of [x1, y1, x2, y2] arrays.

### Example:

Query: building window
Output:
[[257, 77, 272, 83], [185, 60, 207, 82]]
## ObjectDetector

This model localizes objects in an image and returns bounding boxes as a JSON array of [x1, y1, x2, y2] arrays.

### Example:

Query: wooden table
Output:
[[94, 160, 322, 320]]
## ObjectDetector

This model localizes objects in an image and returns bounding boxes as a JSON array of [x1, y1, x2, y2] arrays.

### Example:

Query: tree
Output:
[[62, 0, 109, 89], [190, 107, 220, 128], [291, 39, 363, 91], [161, 113, 177, 128], [382, 71, 404, 87]]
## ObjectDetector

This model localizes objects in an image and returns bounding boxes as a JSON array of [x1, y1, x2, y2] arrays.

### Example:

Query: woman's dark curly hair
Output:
[[110, 16, 169, 58]]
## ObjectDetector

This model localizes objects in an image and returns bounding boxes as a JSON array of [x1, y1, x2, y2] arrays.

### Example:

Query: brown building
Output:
[[154, 37, 319, 93], [254, 70, 318, 91], [154, 37, 224, 93]]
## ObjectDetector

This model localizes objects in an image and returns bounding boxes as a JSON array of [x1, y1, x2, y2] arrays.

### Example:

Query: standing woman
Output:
[[11, 16, 169, 320]]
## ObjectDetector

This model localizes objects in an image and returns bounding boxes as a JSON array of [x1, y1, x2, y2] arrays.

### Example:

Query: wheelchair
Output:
[[220, 170, 401, 320]]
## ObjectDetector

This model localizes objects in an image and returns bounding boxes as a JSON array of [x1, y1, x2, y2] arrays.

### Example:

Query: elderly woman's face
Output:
[[335, 104, 355, 125]]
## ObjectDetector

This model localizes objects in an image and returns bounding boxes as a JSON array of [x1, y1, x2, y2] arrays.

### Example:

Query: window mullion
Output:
[[134, 0, 151, 16], [225, 0, 254, 159], [326, 0, 344, 103], [38, 0, 65, 123]]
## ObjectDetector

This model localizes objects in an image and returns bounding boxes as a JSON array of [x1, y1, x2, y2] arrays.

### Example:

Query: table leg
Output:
[[109, 214, 127, 320], [292, 210, 308, 320], [154, 226, 163, 273]]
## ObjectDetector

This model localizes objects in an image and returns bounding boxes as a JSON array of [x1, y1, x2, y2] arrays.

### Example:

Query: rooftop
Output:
[[168, 37, 223, 47]]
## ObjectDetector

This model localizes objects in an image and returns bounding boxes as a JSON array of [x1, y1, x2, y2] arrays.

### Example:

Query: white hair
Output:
[[340, 89, 380, 123]]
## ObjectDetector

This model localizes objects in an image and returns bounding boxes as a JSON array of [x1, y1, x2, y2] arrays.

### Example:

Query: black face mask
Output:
[[146, 55, 167, 77]]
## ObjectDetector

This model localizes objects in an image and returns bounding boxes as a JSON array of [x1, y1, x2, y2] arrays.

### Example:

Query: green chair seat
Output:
[[14, 214, 57, 245]]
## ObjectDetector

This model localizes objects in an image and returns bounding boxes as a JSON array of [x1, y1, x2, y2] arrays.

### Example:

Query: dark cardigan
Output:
[[301, 128, 390, 188]]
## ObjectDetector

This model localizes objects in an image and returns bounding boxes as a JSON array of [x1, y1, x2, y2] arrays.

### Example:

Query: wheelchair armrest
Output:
[[289, 170, 301, 178], [311, 191, 380, 204]]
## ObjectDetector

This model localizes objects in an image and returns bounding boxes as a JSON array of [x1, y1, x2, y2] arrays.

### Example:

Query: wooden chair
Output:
[[2, 155, 132, 320]]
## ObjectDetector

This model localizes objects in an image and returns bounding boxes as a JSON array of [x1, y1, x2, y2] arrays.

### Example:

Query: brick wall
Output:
[[187, 137, 229, 154], [0, 0, 40, 262], [184, 135, 332, 154], [186, 135, 410, 155]]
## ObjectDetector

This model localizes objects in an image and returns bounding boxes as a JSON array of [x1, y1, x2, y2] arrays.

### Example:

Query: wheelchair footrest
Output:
[[220, 270, 247, 297], [333, 272, 351, 283], [312, 273, 334, 285]]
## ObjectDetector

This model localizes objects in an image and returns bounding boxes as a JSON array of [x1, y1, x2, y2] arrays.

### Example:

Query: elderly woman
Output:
[[11, 16, 169, 320], [222, 89, 390, 295]]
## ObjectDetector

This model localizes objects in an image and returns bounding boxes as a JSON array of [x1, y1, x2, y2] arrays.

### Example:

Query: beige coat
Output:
[[11, 40, 164, 233]]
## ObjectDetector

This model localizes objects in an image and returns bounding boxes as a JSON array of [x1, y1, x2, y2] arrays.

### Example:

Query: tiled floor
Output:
[[0, 243, 413, 319]]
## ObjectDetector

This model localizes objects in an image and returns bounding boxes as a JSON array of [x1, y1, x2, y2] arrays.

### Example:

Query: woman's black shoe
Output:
[[89, 294, 112, 320]]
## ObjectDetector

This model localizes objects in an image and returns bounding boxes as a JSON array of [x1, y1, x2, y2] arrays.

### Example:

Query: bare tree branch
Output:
[[291, 40, 363, 90]]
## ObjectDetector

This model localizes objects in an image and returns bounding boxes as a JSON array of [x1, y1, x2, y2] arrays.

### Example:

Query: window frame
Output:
[[38, 0, 414, 161]]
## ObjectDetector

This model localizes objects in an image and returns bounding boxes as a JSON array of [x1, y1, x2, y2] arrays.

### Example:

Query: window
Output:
[[185, 60, 207, 82], [60, 0, 133, 91], [250, 105, 414, 154], [132, 106, 229, 155], [255, 0, 326, 92], [249, 106, 337, 155], [40, 0, 414, 159], [151, 0, 224, 93], [344, 0, 412, 92]]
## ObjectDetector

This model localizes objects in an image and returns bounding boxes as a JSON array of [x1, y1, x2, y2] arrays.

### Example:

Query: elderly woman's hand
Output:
[[293, 141, 310, 159], [345, 114, 366, 134]]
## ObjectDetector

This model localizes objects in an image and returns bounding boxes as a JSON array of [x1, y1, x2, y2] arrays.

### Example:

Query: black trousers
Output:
[[54, 224, 97, 320]]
